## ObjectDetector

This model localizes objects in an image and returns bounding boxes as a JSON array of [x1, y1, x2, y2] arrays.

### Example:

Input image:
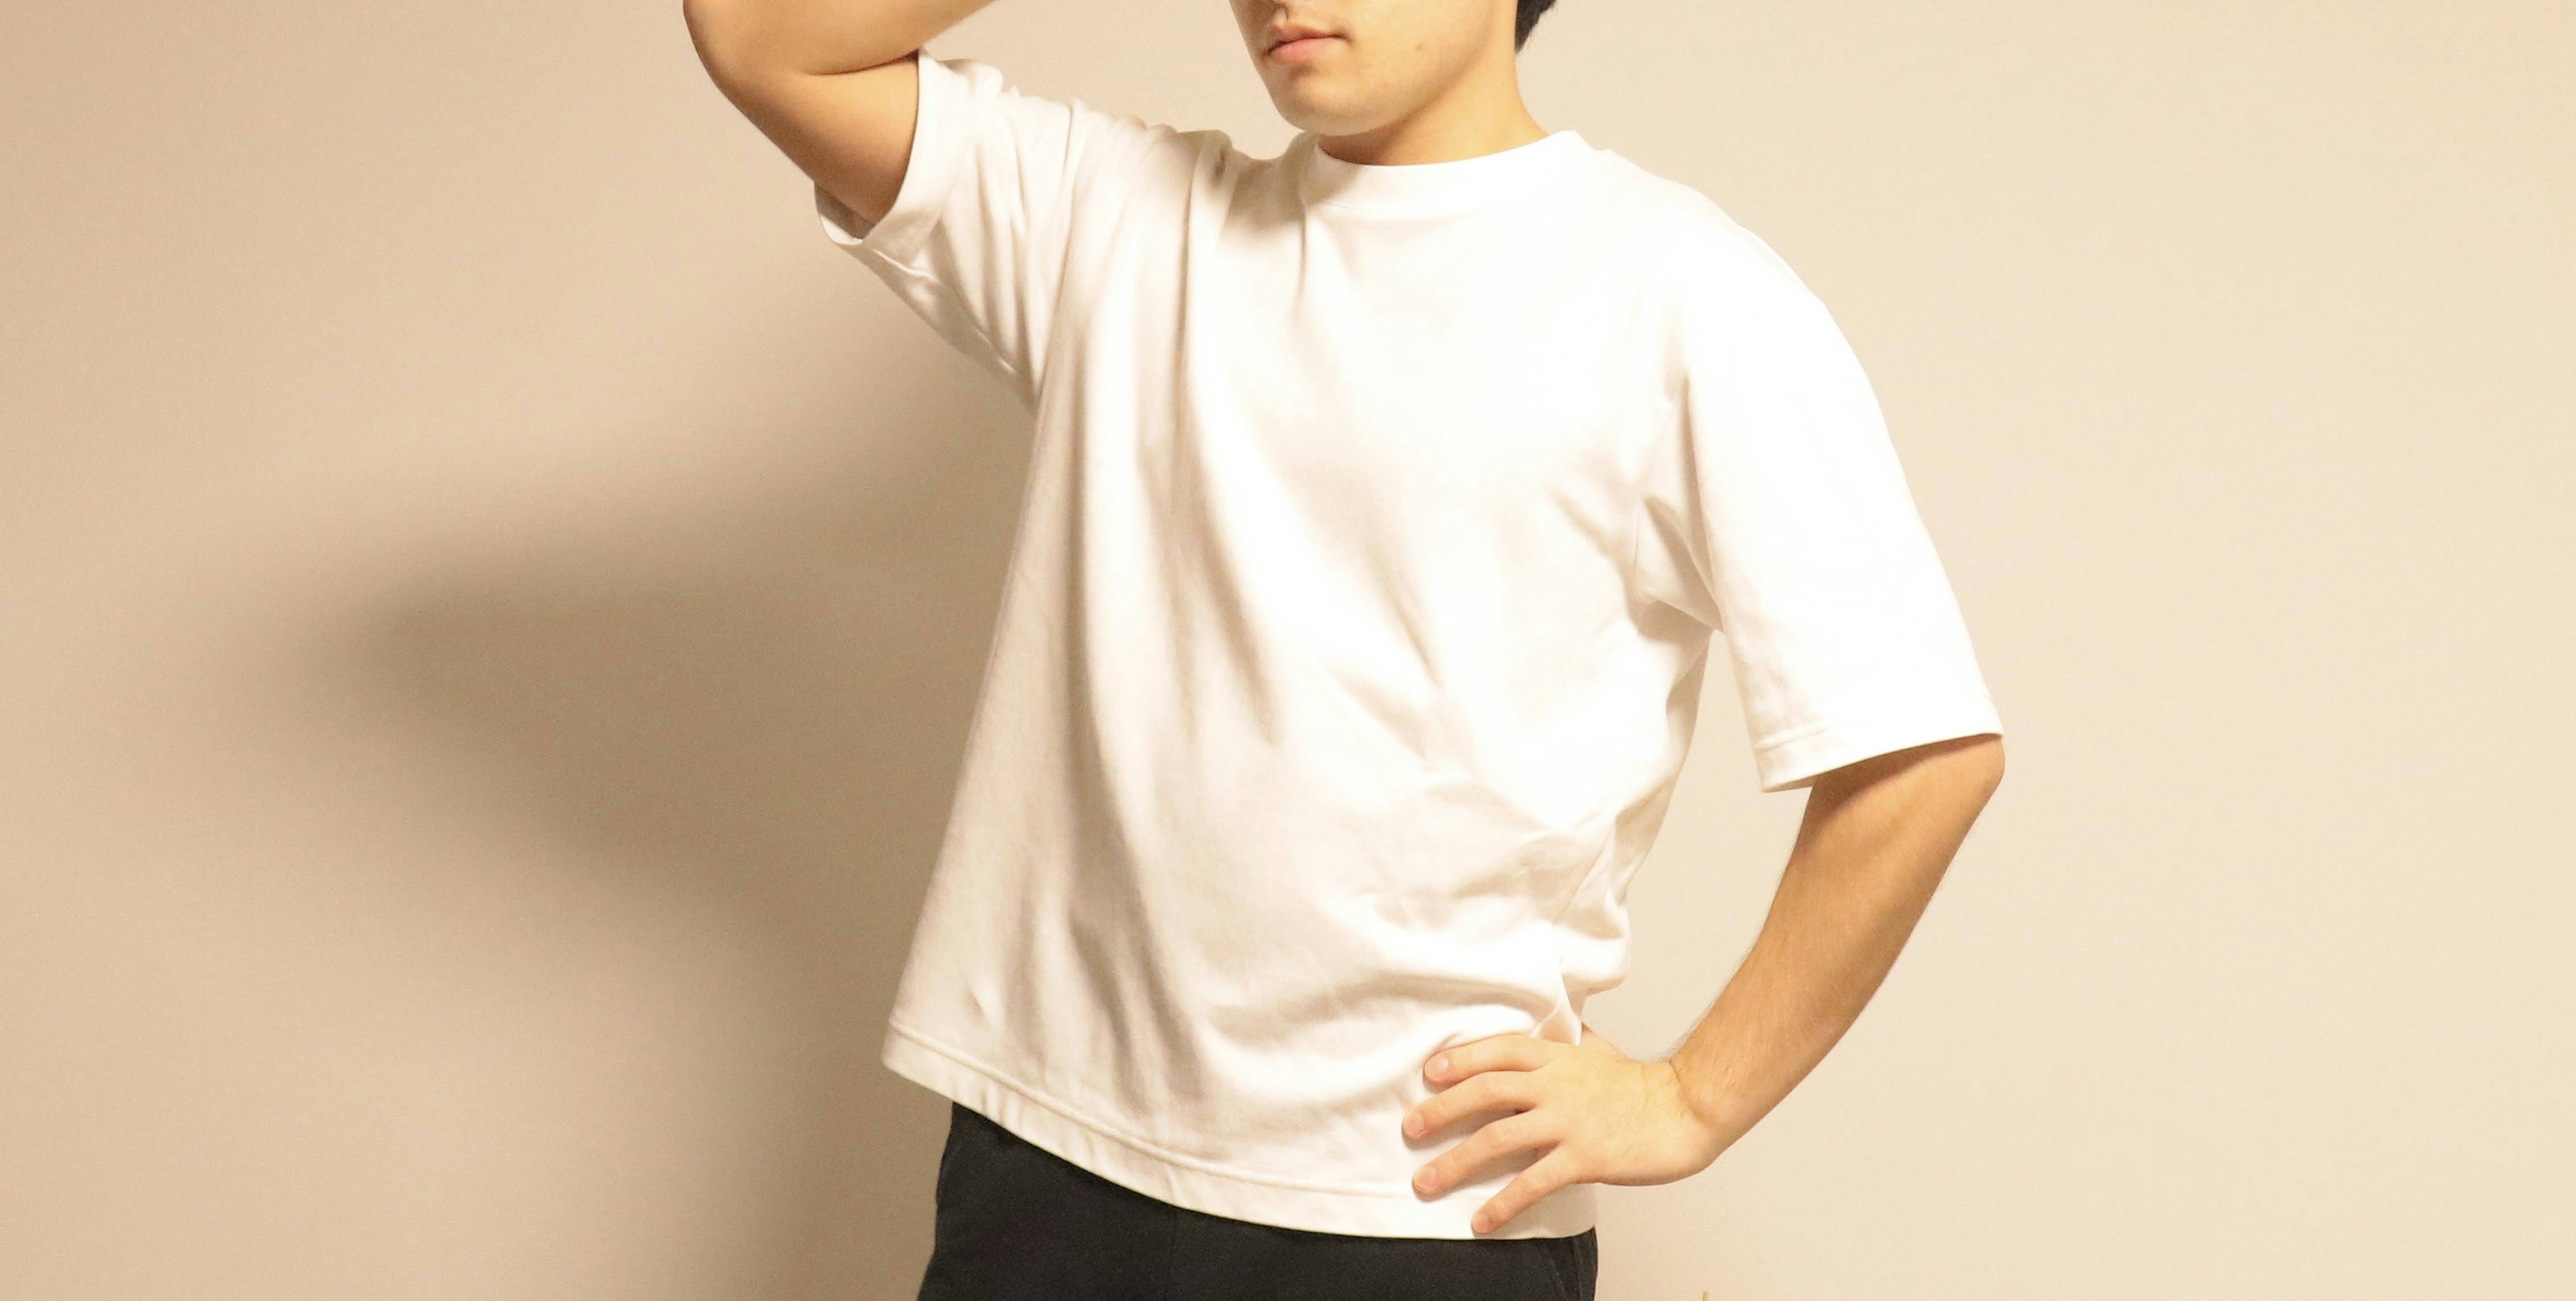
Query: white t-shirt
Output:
[[816, 50, 2003, 1240]]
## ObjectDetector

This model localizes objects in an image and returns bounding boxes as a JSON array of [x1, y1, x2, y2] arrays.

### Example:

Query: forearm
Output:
[[683, 0, 998, 79], [1664, 734, 2004, 1153]]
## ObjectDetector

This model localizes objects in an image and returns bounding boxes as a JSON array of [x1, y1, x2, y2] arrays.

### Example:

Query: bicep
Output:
[[702, 41, 1175, 403], [698, 42, 922, 230]]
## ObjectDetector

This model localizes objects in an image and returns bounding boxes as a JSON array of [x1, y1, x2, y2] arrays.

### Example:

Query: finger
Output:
[[1426, 1033, 1558, 1084], [1414, 1109, 1558, 1198], [1406, 1069, 1538, 1139], [1470, 1143, 1590, 1235]]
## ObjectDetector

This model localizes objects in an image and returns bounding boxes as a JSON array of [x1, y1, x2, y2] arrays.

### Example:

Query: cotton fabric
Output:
[[817, 48, 2002, 1239]]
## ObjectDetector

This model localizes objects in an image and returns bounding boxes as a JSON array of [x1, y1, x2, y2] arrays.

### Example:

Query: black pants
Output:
[[919, 1102, 1599, 1300]]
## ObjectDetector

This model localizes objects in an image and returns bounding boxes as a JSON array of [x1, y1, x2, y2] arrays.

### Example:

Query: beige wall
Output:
[[5, 2, 2569, 1297]]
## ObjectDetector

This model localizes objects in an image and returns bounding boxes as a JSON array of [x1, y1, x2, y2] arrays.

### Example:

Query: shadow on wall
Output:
[[319, 370, 1028, 1300]]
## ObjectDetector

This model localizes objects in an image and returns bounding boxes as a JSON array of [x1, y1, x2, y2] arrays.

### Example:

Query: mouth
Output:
[[1265, 27, 1342, 61]]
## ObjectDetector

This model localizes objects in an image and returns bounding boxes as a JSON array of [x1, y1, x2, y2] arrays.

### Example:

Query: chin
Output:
[[1265, 87, 1368, 135]]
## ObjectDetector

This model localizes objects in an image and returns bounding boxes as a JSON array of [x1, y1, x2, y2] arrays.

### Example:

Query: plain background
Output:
[[5, 1, 2570, 1297]]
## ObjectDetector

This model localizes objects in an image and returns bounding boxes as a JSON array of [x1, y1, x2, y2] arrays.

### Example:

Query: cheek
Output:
[[1360, 25, 1470, 91]]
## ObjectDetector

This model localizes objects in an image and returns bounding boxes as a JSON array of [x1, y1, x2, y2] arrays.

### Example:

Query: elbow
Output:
[[681, 0, 732, 69], [679, 0, 724, 47], [682, 0, 767, 82], [1921, 732, 2006, 809], [1961, 733, 2006, 803]]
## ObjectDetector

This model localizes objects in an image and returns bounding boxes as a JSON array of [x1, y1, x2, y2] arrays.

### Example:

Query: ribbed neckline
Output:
[[1294, 127, 1590, 217]]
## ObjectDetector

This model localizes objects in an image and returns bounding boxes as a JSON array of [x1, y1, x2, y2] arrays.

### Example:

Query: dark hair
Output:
[[1513, 0, 1559, 51]]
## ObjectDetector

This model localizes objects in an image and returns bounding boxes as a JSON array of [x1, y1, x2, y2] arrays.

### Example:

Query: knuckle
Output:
[[1445, 1074, 1507, 1120], [1458, 1074, 1515, 1113], [1555, 1147, 1597, 1183], [1491, 1113, 1546, 1154], [1481, 1072, 1529, 1109]]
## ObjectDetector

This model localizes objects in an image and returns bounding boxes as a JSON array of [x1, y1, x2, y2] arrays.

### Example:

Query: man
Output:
[[683, 0, 2006, 1296]]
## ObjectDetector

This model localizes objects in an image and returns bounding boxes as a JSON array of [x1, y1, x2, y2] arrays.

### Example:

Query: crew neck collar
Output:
[[1294, 128, 1589, 217]]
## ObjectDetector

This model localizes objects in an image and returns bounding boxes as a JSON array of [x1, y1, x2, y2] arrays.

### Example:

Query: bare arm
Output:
[[1665, 732, 2006, 1151], [680, 0, 1001, 226], [1401, 731, 2006, 1234]]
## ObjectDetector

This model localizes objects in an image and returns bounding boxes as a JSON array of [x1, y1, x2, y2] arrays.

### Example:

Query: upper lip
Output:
[[1266, 21, 1336, 50]]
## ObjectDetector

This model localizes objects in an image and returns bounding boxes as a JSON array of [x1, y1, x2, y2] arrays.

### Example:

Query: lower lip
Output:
[[1268, 36, 1338, 64]]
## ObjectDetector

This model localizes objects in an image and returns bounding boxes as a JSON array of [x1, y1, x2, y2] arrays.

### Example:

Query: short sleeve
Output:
[[1629, 229, 2003, 793], [814, 50, 1165, 406]]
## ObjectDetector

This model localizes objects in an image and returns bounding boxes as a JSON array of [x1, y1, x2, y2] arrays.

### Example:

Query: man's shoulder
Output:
[[1578, 150, 1824, 317]]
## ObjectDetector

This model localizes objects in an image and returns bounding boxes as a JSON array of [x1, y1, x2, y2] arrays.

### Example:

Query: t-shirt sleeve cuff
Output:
[[1750, 692, 2004, 793], [814, 51, 965, 270]]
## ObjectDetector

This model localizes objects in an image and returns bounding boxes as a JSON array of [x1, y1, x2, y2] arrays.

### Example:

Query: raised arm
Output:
[[681, 0, 1000, 226]]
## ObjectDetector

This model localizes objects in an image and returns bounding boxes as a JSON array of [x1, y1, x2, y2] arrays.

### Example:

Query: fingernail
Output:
[[1428, 1055, 1448, 1076]]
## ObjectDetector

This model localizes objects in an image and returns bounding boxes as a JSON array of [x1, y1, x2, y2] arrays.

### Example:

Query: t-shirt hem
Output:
[[1752, 691, 2004, 793], [813, 50, 963, 271], [880, 1018, 1599, 1241]]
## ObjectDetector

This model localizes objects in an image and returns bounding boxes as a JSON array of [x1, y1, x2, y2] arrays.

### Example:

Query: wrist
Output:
[[1661, 1052, 1748, 1155]]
